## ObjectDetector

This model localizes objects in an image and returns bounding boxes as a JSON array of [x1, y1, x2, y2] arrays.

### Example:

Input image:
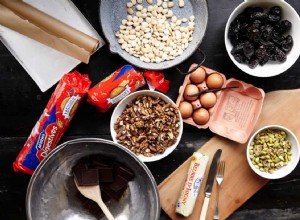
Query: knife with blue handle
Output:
[[199, 149, 222, 220]]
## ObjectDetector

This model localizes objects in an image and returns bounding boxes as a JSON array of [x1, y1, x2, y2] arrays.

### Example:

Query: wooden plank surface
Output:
[[159, 89, 300, 220]]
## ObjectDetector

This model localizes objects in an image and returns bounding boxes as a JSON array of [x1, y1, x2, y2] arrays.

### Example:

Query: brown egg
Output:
[[200, 92, 217, 108], [190, 67, 206, 84], [206, 73, 224, 89], [178, 101, 193, 119], [193, 108, 210, 125], [183, 84, 199, 101]]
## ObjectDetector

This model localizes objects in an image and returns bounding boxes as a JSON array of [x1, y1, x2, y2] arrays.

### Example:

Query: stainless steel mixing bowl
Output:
[[26, 138, 160, 220]]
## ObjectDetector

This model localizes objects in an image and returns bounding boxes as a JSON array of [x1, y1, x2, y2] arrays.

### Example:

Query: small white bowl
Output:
[[225, 0, 300, 77], [246, 125, 300, 179], [110, 90, 183, 162]]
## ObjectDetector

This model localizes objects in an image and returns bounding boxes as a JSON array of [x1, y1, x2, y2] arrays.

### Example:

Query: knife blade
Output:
[[199, 149, 222, 220]]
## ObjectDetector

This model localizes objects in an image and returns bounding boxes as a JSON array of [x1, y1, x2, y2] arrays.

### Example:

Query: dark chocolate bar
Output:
[[116, 166, 134, 181], [109, 175, 128, 192], [82, 197, 104, 218], [73, 162, 87, 186], [102, 184, 128, 201], [98, 167, 114, 182], [80, 169, 99, 186]]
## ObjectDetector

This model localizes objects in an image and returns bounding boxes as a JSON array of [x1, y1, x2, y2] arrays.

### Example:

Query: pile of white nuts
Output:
[[115, 0, 195, 63]]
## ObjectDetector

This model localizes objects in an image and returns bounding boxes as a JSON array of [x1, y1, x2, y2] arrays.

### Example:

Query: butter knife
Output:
[[199, 149, 222, 220]]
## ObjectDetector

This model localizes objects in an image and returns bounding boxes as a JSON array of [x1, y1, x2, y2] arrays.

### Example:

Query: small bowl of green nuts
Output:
[[247, 125, 300, 179]]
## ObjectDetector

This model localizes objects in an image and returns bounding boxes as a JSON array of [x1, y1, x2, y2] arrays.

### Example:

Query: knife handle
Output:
[[199, 196, 210, 220]]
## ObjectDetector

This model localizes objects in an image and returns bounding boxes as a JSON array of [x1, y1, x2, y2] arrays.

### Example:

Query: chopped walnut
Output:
[[114, 95, 180, 157]]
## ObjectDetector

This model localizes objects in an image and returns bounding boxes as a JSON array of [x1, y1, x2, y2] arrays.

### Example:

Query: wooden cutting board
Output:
[[158, 89, 300, 220]]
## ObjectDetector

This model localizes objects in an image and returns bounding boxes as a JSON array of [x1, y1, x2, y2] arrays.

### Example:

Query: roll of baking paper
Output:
[[176, 152, 209, 217], [0, 0, 99, 63]]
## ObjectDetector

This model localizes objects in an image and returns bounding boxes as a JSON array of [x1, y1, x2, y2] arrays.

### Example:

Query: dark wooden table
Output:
[[1, 0, 300, 219]]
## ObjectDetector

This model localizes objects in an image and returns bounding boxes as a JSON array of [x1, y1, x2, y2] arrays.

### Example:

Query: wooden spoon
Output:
[[74, 178, 115, 220]]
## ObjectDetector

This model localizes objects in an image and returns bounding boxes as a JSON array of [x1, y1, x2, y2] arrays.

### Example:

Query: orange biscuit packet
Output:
[[87, 65, 145, 112]]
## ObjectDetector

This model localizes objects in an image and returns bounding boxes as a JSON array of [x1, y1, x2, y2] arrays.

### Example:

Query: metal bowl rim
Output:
[[26, 138, 161, 220]]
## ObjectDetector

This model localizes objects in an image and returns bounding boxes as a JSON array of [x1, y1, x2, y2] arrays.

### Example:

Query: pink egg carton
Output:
[[176, 66, 265, 143]]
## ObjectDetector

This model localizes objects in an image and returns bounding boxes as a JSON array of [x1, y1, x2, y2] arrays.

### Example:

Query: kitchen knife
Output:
[[199, 149, 222, 220]]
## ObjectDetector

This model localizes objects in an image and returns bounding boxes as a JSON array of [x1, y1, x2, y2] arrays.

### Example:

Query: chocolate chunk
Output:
[[72, 163, 88, 186], [74, 155, 135, 205], [102, 184, 127, 201], [93, 160, 110, 168], [101, 189, 111, 203], [98, 167, 114, 183], [82, 198, 104, 218], [75, 191, 104, 218], [109, 175, 128, 192], [116, 166, 134, 181], [81, 169, 99, 186]]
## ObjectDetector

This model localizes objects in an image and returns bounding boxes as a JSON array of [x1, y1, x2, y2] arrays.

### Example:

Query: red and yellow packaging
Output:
[[13, 71, 91, 174], [87, 65, 145, 112]]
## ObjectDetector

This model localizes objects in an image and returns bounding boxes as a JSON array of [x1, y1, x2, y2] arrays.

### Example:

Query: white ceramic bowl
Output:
[[225, 0, 300, 77], [110, 90, 183, 162], [246, 125, 300, 179]]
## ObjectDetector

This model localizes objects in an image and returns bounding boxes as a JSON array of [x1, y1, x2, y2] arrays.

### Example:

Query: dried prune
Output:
[[259, 56, 269, 66], [269, 6, 281, 16], [246, 27, 261, 43], [229, 35, 240, 47], [268, 14, 281, 23], [268, 6, 281, 23], [231, 43, 244, 55], [274, 47, 287, 62], [261, 40, 275, 50], [239, 22, 249, 36], [272, 30, 283, 45], [243, 42, 254, 59], [229, 19, 242, 46], [260, 24, 273, 41], [236, 12, 248, 22], [228, 5, 292, 68], [250, 12, 268, 21], [269, 53, 276, 61], [252, 20, 262, 29], [248, 58, 259, 69], [278, 20, 292, 33], [255, 45, 267, 60], [281, 35, 293, 52], [233, 54, 248, 64]]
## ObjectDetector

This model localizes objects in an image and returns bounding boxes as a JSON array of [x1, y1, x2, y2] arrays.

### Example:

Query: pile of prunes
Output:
[[228, 6, 293, 69]]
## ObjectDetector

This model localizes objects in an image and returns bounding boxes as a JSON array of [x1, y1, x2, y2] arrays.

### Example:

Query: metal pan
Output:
[[99, 0, 208, 70]]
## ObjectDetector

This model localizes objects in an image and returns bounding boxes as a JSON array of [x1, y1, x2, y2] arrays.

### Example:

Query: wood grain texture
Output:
[[159, 89, 300, 220]]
